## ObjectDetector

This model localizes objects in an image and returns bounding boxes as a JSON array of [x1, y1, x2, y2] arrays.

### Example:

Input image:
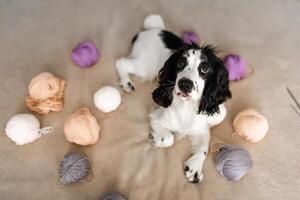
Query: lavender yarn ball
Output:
[[99, 192, 127, 200], [215, 145, 253, 181], [181, 31, 200, 44], [71, 42, 100, 68], [60, 152, 90, 184], [223, 54, 247, 81]]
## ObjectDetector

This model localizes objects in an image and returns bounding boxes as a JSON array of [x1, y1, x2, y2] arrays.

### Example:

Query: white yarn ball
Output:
[[94, 86, 121, 113], [5, 114, 52, 145]]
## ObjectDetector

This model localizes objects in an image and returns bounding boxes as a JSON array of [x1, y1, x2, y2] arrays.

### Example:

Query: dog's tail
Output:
[[143, 14, 165, 30]]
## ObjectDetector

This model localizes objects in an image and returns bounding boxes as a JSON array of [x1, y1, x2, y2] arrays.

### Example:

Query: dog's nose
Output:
[[178, 78, 193, 93]]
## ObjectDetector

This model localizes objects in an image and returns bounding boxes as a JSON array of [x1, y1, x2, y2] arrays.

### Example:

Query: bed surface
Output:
[[0, 0, 299, 199]]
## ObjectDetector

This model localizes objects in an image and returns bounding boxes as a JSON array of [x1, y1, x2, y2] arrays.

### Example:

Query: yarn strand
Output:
[[210, 140, 227, 153], [231, 132, 240, 145], [39, 126, 54, 136], [80, 167, 94, 183]]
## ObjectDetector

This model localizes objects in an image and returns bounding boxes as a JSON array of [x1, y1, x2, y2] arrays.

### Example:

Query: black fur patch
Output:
[[160, 31, 184, 50], [152, 50, 184, 107], [198, 45, 232, 115], [131, 33, 138, 44]]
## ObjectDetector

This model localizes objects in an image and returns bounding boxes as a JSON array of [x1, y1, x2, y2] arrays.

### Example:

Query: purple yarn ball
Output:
[[215, 145, 253, 181], [181, 31, 200, 44], [223, 54, 247, 81], [71, 42, 100, 68]]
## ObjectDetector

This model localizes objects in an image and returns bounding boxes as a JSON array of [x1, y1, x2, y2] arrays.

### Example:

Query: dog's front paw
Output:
[[120, 81, 135, 93], [149, 132, 174, 148], [184, 156, 204, 183]]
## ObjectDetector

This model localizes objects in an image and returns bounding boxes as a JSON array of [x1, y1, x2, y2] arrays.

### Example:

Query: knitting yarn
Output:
[[233, 108, 269, 142], [94, 86, 121, 113], [25, 72, 65, 115], [71, 42, 100, 68], [60, 152, 91, 184], [5, 113, 53, 145], [99, 192, 127, 200], [215, 144, 253, 181], [223, 54, 247, 81], [181, 31, 200, 44], [64, 107, 100, 145]]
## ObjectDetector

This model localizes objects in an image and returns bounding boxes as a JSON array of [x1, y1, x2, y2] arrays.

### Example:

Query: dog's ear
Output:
[[199, 46, 231, 115], [152, 51, 181, 107], [152, 86, 173, 108]]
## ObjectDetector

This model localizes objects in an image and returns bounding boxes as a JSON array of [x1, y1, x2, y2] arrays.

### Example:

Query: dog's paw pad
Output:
[[191, 172, 201, 184], [149, 132, 174, 148], [120, 81, 135, 93], [148, 133, 154, 140], [127, 82, 135, 91], [184, 166, 190, 172], [184, 159, 204, 184]]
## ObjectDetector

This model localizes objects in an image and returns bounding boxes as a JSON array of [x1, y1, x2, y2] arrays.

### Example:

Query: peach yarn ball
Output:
[[233, 108, 269, 142], [25, 72, 65, 115], [64, 107, 100, 145]]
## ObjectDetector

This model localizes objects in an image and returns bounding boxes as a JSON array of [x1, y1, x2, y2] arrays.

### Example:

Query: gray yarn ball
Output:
[[215, 145, 253, 181], [60, 152, 90, 184], [99, 192, 127, 200]]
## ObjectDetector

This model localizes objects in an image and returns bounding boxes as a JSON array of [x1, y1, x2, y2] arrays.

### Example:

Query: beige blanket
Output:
[[0, 0, 299, 199]]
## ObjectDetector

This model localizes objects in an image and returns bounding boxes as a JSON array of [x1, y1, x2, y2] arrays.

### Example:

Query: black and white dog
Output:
[[116, 15, 231, 183]]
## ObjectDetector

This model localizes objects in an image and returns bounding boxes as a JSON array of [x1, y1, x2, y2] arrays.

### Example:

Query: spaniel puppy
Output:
[[116, 15, 231, 183]]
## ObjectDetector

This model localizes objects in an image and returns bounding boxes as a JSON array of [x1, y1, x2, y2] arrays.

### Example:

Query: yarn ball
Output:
[[181, 31, 200, 44], [233, 108, 269, 143], [223, 54, 247, 81], [64, 107, 100, 145], [60, 152, 90, 184], [94, 86, 121, 113], [99, 192, 127, 200], [215, 144, 253, 181], [71, 42, 100, 68], [5, 113, 53, 145], [25, 72, 66, 115]]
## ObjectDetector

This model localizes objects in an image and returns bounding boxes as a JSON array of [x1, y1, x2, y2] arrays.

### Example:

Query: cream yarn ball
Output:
[[94, 86, 121, 113], [5, 114, 53, 145], [64, 107, 100, 145], [233, 108, 269, 142]]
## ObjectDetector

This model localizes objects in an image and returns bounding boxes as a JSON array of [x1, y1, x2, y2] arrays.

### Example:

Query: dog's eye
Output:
[[200, 64, 209, 74], [177, 58, 186, 70]]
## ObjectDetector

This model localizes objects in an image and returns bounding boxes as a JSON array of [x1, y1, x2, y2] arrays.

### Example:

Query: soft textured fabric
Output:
[[25, 72, 66, 115], [5, 113, 53, 145], [99, 192, 127, 200], [233, 108, 269, 142], [60, 152, 91, 184], [64, 107, 100, 145], [71, 42, 100, 68], [223, 54, 247, 81], [94, 86, 121, 113], [181, 31, 200, 44], [215, 144, 253, 181], [0, 0, 299, 199]]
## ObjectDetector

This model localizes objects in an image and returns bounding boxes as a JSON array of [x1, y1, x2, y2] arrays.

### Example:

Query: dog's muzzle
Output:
[[178, 78, 194, 94]]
